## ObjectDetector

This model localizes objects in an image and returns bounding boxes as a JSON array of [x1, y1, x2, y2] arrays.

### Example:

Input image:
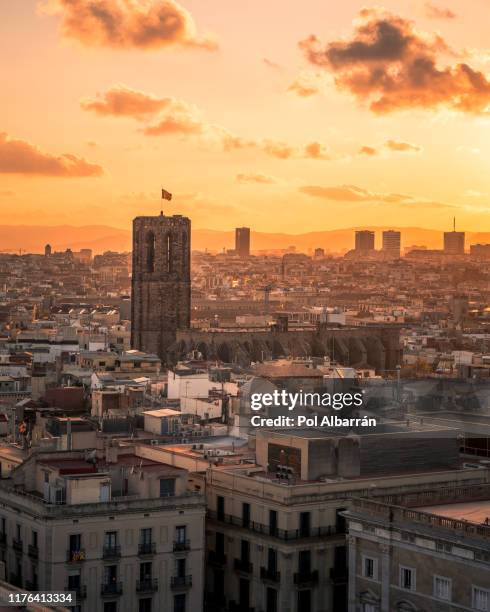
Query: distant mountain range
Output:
[[2, 224, 490, 254]]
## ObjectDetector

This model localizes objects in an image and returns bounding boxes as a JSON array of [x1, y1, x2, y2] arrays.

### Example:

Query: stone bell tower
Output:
[[131, 212, 191, 362]]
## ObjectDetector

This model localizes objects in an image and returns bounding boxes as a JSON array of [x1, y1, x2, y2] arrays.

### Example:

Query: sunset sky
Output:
[[2, 0, 490, 233]]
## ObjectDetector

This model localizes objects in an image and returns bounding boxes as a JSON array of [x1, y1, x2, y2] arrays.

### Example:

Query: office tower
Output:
[[355, 231, 375, 251], [235, 227, 251, 257], [444, 218, 465, 254], [131, 212, 191, 362], [382, 230, 401, 258]]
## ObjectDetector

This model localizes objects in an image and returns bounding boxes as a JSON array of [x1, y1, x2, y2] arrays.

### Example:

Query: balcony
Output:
[[260, 567, 280, 583], [170, 575, 192, 590], [294, 570, 319, 587], [207, 510, 340, 541], [28, 544, 39, 560], [208, 550, 227, 566], [101, 582, 123, 597], [12, 538, 23, 554], [66, 549, 86, 564], [68, 585, 87, 600], [136, 578, 158, 593], [138, 542, 156, 556], [173, 539, 190, 552], [102, 545, 121, 560], [233, 559, 253, 574]]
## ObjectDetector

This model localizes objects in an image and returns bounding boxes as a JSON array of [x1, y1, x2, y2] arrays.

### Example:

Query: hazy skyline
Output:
[[2, 0, 490, 233]]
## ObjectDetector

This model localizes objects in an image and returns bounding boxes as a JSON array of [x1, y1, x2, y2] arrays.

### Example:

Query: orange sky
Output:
[[1, 0, 490, 233]]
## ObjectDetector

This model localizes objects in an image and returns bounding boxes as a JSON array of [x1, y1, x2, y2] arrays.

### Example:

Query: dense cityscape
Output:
[[0, 213, 488, 611]]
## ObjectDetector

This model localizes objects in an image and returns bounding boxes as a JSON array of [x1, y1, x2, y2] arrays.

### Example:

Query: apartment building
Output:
[[0, 447, 205, 612], [343, 483, 490, 611], [132, 428, 490, 612]]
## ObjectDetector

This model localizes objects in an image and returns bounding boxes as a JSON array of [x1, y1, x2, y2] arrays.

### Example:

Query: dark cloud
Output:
[[41, 0, 217, 50], [0, 132, 103, 177], [300, 9, 490, 114]]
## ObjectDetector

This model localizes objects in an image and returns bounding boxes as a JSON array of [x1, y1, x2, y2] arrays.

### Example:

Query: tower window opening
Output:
[[146, 232, 155, 273], [166, 233, 172, 273]]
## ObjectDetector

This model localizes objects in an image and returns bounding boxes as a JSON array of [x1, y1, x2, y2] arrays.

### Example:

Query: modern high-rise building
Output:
[[235, 227, 251, 257], [382, 230, 401, 258], [444, 219, 465, 254], [354, 231, 375, 251], [131, 213, 191, 362]]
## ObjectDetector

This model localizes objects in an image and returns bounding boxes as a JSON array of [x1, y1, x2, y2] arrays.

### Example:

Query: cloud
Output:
[[359, 145, 378, 156], [299, 183, 454, 208], [299, 8, 490, 114], [263, 58, 283, 71], [81, 85, 185, 118], [299, 184, 412, 202], [143, 114, 204, 135], [84, 85, 339, 160], [40, 0, 217, 50], [288, 79, 319, 97], [236, 173, 277, 184], [425, 3, 456, 20], [303, 142, 334, 160], [0, 132, 103, 177], [385, 139, 421, 152]]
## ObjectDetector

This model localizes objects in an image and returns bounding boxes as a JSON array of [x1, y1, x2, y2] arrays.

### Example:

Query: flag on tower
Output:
[[162, 189, 172, 201]]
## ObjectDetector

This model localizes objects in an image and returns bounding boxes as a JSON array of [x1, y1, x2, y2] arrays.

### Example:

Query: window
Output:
[[146, 232, 155, 273], [399, 566, 415, 591], [68, 574, 81, 590], [176, 558, 186, 578], [217, 496, 225, 521], [434, 576, 451, 601], [268, 548, 277, 573], [297, 589, 311, 612], [175, 526, 186, 544], [140, 528, 152, 544], [104, 604, 117, 612], [140, 562, 152, 581], [104, 531, 118, 548], [159, 478, 175, 497], [473, 587, 490, 611], [362, 556, 378, 580], [299, 512, 311, 537], [266, 587, 277, 612], [104, 565, 118, 585], [215, 532, 224, 555], [240, 540, 250, 563], [269, 510, 278, 536], [174, 593, 186, 612], [69, 534, 82, 554], [139, 599, 152, 612], [298, 550, 311, 574], [242, 502, 250, 528], [32, 531, 38, 548]]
